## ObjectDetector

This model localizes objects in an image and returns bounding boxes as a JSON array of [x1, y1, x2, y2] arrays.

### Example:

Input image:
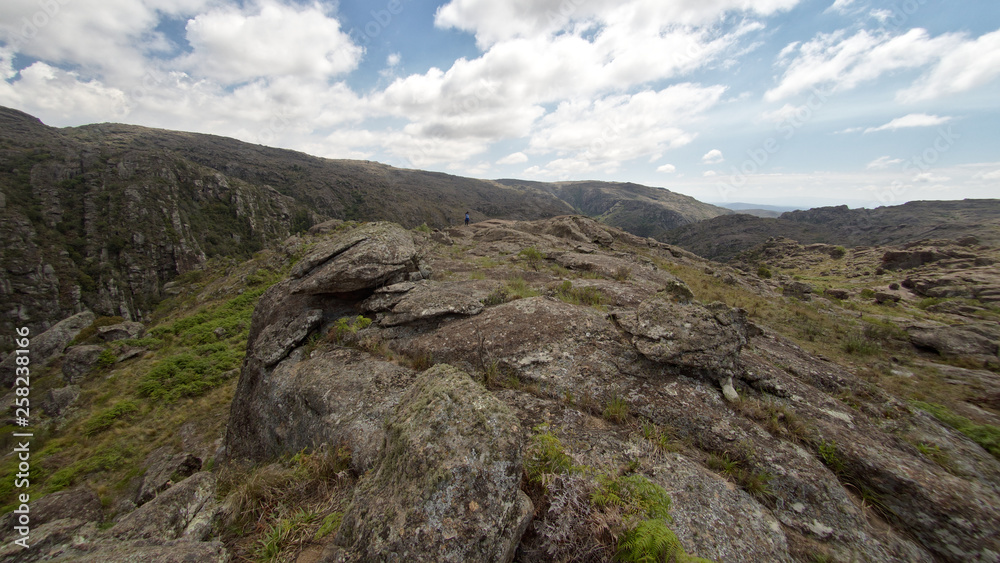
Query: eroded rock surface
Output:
[[336, 365, 531, 562], [218, 217, 1000, 563]]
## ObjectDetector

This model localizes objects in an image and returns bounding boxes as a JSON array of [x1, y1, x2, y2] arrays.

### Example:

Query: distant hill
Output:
[[497, 179, 731, 239], [663, 200, 1000, 261], [0, 106, 727, 332]]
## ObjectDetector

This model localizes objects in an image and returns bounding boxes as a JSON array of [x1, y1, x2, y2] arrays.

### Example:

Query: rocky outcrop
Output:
[[0, 473, 226, 563], [216, 217, 1000, 562], [97, 321, 145, 341], [908, 324, 999, 357], [336, 365, 532, 562], [135, 447, 203, 506], [225, 222, 428, 466], [612, 293, 749, 379], [60, 345, 105, 383], [1, 311, 94, 386]]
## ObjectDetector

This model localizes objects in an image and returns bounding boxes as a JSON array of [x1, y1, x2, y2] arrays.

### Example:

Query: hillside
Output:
[[0, 106, 575, 338], [497, 178, 731, 239], [663, 200, 1000, 261], [0, 107, 729, 342], [2, 216, 998, 562]]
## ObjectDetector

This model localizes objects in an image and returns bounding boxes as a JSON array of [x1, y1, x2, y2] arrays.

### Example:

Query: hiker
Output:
[[465, 211, 470, 226]]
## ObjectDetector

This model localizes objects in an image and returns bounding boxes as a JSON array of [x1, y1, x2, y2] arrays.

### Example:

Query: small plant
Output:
[[603, 395, 629, 424], [757, 265, 772, 279], [414, 223, 432, 234], [482, 286, 510, 306], [314, 511, 343, 540], [555, 281, 606, 308], [830, 246, 847, 259], [613, 266, 632, 281], [505, 276, 540, 299], [818, 440, 846, 475], [616, 518, 683, 563], [257, 509, 317, 561], [328, 315, 372, 344], [519, 246, 544, 270], [524, 426, 575, 483], [843, 332, 881, 355]]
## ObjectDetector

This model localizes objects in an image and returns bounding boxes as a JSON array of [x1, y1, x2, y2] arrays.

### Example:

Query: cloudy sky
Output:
[[1, 0, 998, 208]]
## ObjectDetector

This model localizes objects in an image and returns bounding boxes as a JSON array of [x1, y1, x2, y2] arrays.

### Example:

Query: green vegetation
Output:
[[219, 448, 354, 562], [519, 246, 545, 270], [482, 277, 541, 306], [554, 280, 606, 309], [913, 402, 1000, 459], [757, 265, 772, 279], [602, 395, 629, 423], [328, 315, 373, 344], [84, 400, 140, 436], [524, 426, 576, 483]]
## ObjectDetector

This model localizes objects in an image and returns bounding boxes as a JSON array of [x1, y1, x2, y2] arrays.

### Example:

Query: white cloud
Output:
[[898, 29, 1000, 102], [387, 53, 402, 67], [866, 156, 904, 169], [703, 170, 718, 177], [765, 28, 963, 101], [179, 0, 362, 84], [870, 9, 892, 23], [656, 163, 677, 173], [864, 113, 952, 133], [702, 149, 724, 164], [825, 0, 855, 15], [435, 0, 800, 48], [497, 152, 528, 165], [0, 62, 128, 125], [974, 169, 1000, 180], [914, 172, 950, 183], [526, 84, 725, 175]]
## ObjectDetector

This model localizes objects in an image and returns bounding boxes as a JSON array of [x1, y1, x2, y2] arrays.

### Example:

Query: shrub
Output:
[[757, 265, 772, 279], [84, 400, 140, 436], [830, 246, 847, 259], [519, 246, 544, 270], [95, 348, 117, 368]]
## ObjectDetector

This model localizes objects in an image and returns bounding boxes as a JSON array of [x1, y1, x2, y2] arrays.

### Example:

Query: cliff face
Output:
[[0, 107, 573, 340]]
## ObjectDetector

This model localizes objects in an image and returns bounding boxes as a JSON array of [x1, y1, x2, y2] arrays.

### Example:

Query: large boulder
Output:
[[61, 345, 105, 383], [111, 472, 219, 542], [336, 364, 532, 562], [135, 447, 203, 506], [1, 311, 94, 386], [612, 293, 749, 378], [908, 324, 999, 357], [97, 321, 145, 341], [225, 346, 419, 470], [290, 222, 421, 294]]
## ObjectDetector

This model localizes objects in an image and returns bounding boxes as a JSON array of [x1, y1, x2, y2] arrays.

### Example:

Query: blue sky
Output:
[[1, 0, 998, 208]]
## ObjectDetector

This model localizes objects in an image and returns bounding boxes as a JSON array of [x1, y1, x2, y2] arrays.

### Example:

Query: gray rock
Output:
[[909, 325, 998, 356], [1, 311, 95, 386], [781, 280, 814, 300], [111, 472, 219, 542], [61, 345, 105, 382], [291, 222, 419, 294], [379, 284, 484, 326], [613, 295, 748, 378], [336, 365, 531, 563], [226, 347, 419, 471], [135, 447, 203, 506], [40, 385, 81, 417], [97, 321, 145, 341], [823, 288, 850, 300]]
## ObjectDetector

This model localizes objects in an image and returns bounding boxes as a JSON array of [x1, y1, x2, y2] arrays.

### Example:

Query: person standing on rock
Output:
[[465, 211, 470, 226]]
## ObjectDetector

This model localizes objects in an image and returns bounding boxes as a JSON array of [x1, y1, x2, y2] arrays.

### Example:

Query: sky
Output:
[[1, 0, 999, 208]]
